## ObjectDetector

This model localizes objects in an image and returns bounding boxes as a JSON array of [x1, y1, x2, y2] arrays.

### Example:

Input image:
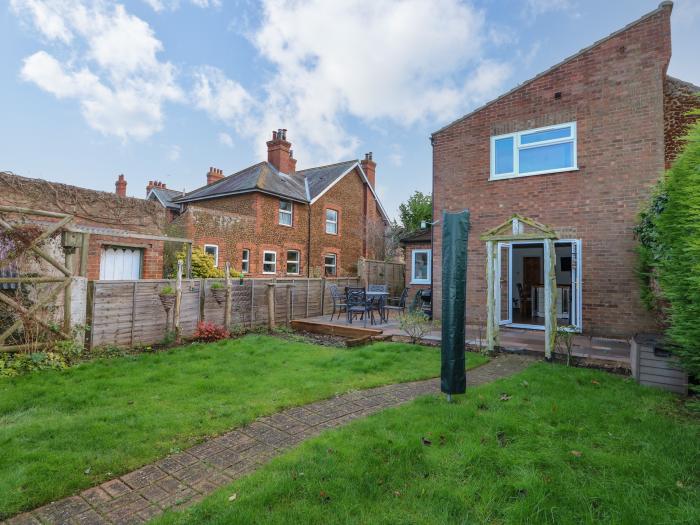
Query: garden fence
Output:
[[357, 258, 405, 297], [89, 277, 360, 349]]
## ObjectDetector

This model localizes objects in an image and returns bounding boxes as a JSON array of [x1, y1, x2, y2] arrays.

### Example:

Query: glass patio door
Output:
[[570, 240, 582, 330], [496, 242, 512, 325]]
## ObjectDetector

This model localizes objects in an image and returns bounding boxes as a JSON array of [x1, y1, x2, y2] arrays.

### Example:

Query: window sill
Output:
[[410, 280, 431, 285], [278, 223, 293, 228], [490, 167, 579, 182]]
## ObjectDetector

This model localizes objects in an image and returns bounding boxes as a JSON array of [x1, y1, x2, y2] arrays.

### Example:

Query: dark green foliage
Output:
[[398, 191, 432, 233], [654, 115, 700, 379]]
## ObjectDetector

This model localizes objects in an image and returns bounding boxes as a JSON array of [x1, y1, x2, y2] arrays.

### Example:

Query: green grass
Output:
[[155, 364, 700, 525], [0, 334, 488, 518]]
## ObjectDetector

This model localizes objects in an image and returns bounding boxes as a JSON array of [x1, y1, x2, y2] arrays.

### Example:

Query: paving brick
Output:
[[121, 465, 167, 490], [34, 496, 91, 524], [100, 479, 132, 499]]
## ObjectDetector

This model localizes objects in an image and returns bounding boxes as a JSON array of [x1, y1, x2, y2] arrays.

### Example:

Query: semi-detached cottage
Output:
[[430, 1, 699, 340], [152, 131, 389, 278]]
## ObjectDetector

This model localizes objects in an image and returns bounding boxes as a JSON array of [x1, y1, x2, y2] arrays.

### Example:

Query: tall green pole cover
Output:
[[441, 210, 470, 395]]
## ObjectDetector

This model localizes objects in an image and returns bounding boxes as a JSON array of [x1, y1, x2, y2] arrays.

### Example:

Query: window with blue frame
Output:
[[490, 122, 577, 179]]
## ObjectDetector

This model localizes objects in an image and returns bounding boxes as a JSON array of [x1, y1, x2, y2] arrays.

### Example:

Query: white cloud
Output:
[[524, 0, 579, 19], [191, 66, 254, 124], [12, 0, 183, 140], [240, 0, 511, 164], [142, 0, 221, 12], [218, 132, 234, 147]]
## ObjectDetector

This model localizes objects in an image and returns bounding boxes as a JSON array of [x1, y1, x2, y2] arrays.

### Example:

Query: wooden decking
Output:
[[294, 314, 631, 370]]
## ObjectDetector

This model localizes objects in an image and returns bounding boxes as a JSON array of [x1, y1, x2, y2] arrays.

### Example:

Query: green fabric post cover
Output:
[[441, 210, 470, 395]]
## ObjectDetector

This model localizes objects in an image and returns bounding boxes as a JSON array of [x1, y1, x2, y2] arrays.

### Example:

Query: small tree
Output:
[[175, 247, 242, 278], [398, 191, 432, 233], [399, 310, 435, 344], [555, 326, 576, 366]]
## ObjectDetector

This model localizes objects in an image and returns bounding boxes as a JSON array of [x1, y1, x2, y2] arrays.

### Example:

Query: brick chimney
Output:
[[146, 180, 167, 196], [360, 152, 376, 188], [115, 174, 127, 197], [207, 167, 224, 185], [266, 129, 294, 174]]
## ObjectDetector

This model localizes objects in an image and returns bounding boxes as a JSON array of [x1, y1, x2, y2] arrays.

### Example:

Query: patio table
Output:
[[366, 291, 390, 323]]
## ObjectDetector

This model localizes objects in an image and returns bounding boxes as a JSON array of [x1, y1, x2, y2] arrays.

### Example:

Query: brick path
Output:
[[6, 354, 532, 525]]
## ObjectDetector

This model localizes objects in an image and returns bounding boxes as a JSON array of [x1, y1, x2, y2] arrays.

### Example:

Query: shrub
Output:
[[175, 247, 243, 279], [193, 322, 230, 343], [160, 286, 175, 295], [399, 310, 435, 344], [210, 281, 224, 289]]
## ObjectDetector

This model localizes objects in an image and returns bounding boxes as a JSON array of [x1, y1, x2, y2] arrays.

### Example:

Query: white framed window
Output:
[[286, 250, 300, 275], [490, 122, 577, 180], [279, 200, 293, 226], [324, 254, 337, 276], [411, 249, 431, 284], [325, 209, 338, 234], [204, 244, 219, 267], [263, 250, 277, 274], [241, 249, 250, 273]]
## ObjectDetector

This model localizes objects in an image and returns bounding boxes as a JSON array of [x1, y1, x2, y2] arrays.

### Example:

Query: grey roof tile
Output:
[[297, 160, 358, 200], [149, 187, 183, 210]]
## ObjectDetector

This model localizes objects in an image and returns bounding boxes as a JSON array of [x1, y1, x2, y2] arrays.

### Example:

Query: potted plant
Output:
[[158, 285, 176, 311], [210, 281, 227, 304]]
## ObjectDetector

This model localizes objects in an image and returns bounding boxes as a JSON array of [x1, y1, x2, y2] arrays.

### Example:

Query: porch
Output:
[[292, 314, 631, 370]]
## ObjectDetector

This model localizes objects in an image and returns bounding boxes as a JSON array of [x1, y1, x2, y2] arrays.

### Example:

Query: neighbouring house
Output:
[[0, 171, 185, 280], [400, 225, 432, 301], [157, 130, 390, 277], [430, 1, 699, 340]]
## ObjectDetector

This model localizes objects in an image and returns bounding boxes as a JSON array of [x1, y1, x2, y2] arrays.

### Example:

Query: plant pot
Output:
[[159, 293, 175, 311], [211, 287, 226, 305]]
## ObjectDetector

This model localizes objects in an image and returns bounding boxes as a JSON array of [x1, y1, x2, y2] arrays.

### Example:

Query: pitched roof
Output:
[[400, 226, 432, 244], [432, 2, 674, 137], [297, 160, 358, 200], [148, 186, 183, 210], [173, 162, 308, 204], [173, 159, 390, 222]]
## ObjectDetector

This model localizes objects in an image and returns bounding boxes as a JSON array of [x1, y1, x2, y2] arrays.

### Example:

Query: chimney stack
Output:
[[360, 152, 376, 188], [207, 167, 224, 185], [266, 129, 294, 174], [146, 180, 167, 196], [115, 174, 127, 197]]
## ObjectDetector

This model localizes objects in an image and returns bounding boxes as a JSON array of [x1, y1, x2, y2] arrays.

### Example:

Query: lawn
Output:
[[156, 364, 700, 525], [0, 334, 488, 518]]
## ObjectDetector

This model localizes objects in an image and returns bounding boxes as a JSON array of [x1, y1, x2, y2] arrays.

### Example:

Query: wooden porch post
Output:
[[485, 240, 498, 353], [544, 239, 557, 360]]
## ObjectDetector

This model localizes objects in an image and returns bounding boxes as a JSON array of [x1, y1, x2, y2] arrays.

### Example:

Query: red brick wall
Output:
[[187, 166, 387, 278], [431, 5, 672, 338], [664, 77, 700, 168], [0, 172, 168, 280]]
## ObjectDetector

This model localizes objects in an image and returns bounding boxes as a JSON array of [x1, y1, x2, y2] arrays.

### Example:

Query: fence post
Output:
[[174, 260, 183, 343], [266, 283, 275, 331], [305, 279, 310, 318], [250, 279, 255, 328], [63, 249, 73, 336], [224, 262, 232, 329], [321, 278, 326, 315], [288, 281, 294, 325], [130, 281, 136, 348]]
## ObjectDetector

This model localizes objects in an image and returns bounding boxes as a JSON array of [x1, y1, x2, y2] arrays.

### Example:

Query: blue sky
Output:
[[1, 0, 698, 220]]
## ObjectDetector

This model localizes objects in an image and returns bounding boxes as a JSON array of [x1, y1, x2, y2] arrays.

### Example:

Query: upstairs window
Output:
[[324, 254, 337, 276], [204, 244, 219, 267], [491, 122, 577, 180], [325, 209, 338, 234], [263, 251, 277, 274], [286, 250, 300, 275], [241, 249, 249, 273], [279, 200, 293, 226]]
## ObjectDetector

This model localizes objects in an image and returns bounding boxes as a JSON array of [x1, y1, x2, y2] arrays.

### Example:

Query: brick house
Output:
[[0, 172, 180, 280], [158, 130, 389, 278], [430, 2, 699, 340]]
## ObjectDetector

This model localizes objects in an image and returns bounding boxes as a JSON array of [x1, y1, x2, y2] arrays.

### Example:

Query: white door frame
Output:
[[499, 239, 583, 332]]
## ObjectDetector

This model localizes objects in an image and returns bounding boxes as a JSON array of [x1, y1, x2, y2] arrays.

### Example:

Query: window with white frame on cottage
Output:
[[204, 244, 219, 267], [279, 200, 293, 226], [263, 251, 277, 274], [491, 122, 577, 180], [325, 209, 338, 234], [411, 249, 431, 284], [286, 250, 300, 275], [324, 254, 337, 276], [241, 249, 250, 273]]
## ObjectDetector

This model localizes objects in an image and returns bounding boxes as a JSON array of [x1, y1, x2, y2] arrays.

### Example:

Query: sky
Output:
[[1, 0, 698, 221]]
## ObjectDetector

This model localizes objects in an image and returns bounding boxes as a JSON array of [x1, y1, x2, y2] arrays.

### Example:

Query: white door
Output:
[[100, 246, 142, 280], [496, 242, 512, 325], [570, 240, 583, 331]]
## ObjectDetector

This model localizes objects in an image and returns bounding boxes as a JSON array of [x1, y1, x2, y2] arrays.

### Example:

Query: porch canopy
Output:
[[480, 214, 558, 359]]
